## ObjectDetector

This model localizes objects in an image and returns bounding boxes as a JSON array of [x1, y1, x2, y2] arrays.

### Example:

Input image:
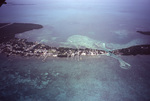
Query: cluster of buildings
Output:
[[0, 38, 108, 60]]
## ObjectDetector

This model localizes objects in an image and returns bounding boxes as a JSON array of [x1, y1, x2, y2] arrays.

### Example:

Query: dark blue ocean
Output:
[[0, 0, 150, 101]]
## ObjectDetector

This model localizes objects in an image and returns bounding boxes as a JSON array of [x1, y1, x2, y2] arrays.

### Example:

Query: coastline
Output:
[[0, 38, 106, 61], [0, 23, 150, 61], [0, 23, 43, 43]]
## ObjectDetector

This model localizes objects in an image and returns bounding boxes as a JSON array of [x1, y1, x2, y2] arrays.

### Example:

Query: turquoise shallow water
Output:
[[1, 0, 150, 46], [0, 54, 150, 101]]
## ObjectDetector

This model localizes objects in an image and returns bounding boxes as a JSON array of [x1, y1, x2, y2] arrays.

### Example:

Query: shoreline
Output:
[[0, 23, 43, 43], [0, 23, 150, 61], [0, 38, 107, 61]]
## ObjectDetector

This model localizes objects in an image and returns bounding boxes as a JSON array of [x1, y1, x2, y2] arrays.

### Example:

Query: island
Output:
[[137, 31, 150, 35], [0, 23, 43, 43], [112, 44, 150, 55], [0, 23, 150, 60]]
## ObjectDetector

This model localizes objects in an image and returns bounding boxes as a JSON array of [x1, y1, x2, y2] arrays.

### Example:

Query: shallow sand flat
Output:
[[0, 23, 43, 43], [0, 54, 150, 101]]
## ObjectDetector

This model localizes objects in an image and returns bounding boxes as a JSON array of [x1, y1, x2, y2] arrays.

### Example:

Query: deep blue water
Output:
[[0, 0, 150, 101]]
